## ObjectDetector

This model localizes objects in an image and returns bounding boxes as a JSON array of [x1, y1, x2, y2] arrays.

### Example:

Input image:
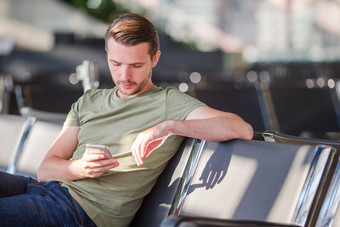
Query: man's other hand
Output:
[[131, 121, 172, 166]]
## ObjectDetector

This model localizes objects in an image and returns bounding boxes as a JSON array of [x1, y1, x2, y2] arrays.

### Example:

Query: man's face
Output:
[[106, 38, 160, 99]]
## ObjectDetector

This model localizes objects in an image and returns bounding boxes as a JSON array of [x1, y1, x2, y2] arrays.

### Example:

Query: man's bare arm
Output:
[[37, 126, 119, 181], [131, 105, 253, 166], [179, 105, 253, 141]]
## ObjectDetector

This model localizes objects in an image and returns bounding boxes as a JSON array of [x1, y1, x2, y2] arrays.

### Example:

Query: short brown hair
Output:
[[105, 13, 160, 58]]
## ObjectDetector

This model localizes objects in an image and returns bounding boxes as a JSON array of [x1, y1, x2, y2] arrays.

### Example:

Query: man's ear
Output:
[[152, 50, 161, 68]]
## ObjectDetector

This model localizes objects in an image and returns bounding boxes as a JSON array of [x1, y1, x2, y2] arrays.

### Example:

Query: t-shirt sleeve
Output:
[[64, 97, 82, 127], [165, 87, 206, 120]]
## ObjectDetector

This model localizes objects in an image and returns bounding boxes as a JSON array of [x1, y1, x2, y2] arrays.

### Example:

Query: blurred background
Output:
[[1, 0, 340, 138]]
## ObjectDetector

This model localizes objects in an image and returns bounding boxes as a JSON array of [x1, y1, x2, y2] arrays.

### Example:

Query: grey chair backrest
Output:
[[263, 81, 340, 137], [193, 82, 271, 131], [4, 108, 66, 177], [20, 106, 67, 121], [0, 114, 26, 171], [262, 130, 340, 227], [130, 138, 200, 227], [14, 118, 64, 178], [174, 139, 336, 227]]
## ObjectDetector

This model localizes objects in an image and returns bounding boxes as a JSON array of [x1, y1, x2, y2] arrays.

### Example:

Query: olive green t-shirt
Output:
[[58, 86, 204, 227]]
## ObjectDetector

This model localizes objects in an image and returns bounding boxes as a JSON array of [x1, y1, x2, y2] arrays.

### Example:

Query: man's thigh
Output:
[[0, 193, 51, 226], [0, 180, 95, 226]]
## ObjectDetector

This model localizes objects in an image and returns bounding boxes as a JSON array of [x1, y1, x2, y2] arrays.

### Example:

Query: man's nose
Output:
[[120, 65, 132, 80]]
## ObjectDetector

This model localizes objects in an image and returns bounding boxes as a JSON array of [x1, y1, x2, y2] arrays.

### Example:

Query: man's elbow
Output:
[[37, 166, 46, 182], [37, 161, 51, 182], [218, 122, 253, 142], [227, 120, 253, 141], [226, 115, 253, 141], [240, 122, 253, 140]]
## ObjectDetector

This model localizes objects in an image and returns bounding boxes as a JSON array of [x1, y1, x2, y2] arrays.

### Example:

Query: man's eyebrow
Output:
[[109, 59, 146, 65], [109, 59, 119, 63]]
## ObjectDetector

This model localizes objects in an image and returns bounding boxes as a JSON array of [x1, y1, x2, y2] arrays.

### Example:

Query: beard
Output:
[[116, 72, 152, 97]]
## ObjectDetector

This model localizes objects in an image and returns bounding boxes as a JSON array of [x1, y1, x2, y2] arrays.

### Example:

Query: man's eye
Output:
[[133, 64, 142, 68]]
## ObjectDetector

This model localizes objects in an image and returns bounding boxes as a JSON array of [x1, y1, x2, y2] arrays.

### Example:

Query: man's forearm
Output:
[[168, 115, 253, 142], [131, 113, 253, 166], [37, 156, 84, 182], [38, 151, 119, 182]]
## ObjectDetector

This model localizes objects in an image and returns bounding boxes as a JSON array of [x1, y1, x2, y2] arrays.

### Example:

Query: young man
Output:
[[0, 13, 253, 226]]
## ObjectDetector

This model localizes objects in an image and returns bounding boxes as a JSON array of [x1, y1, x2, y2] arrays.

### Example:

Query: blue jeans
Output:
[[0, 171, 96, 226]]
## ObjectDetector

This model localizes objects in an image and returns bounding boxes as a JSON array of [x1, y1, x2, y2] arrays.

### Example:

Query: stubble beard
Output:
[[117, 72, 152, 97]]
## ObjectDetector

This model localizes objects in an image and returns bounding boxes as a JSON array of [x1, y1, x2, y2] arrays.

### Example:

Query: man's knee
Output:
[[0, 171, 31, 198]]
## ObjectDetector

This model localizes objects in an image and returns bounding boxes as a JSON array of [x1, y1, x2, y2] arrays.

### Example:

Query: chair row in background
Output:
[[0, 112, 64, 178], [2, 61, 340, 139], [0, 60, 100, 115], [0, 60, 102, 177], [0, 60, 98, 177], [189, 73, 340, 139]]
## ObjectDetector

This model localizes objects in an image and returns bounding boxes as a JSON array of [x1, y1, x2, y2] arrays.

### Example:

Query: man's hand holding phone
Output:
[[80, 144, 119, 178]]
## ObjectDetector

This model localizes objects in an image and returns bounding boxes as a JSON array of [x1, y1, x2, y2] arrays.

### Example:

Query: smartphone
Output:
[[86, 144, 112, 159]]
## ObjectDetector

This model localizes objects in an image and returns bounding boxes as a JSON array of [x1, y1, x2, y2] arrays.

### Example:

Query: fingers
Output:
[[83, 158, 119, 169], [131, 134, 148, 166], [131, 137, 167, 166], [84, 148, 111, 161], [131, 138, 156, 166], [131, 144, 144, 167], [83, 153, 107, 161], [82, 158, 119, 178], [131, 124, 163, 166]]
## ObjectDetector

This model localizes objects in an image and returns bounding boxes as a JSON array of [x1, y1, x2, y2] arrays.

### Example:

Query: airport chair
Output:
[[6, 100, 68, 176], [262, 130, 340, 195], [262, 80, 340, 137], [193, 82, 272, 132], [10, 117, 64, 178], [13, 60, 98, 114], [0, 114, 28, 171], [5, 109, 64, 178], [160, 139, 337, 227], [15, 83, 82, 114], [130, 138, 201, 227], [262, 130, 340, 227]]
